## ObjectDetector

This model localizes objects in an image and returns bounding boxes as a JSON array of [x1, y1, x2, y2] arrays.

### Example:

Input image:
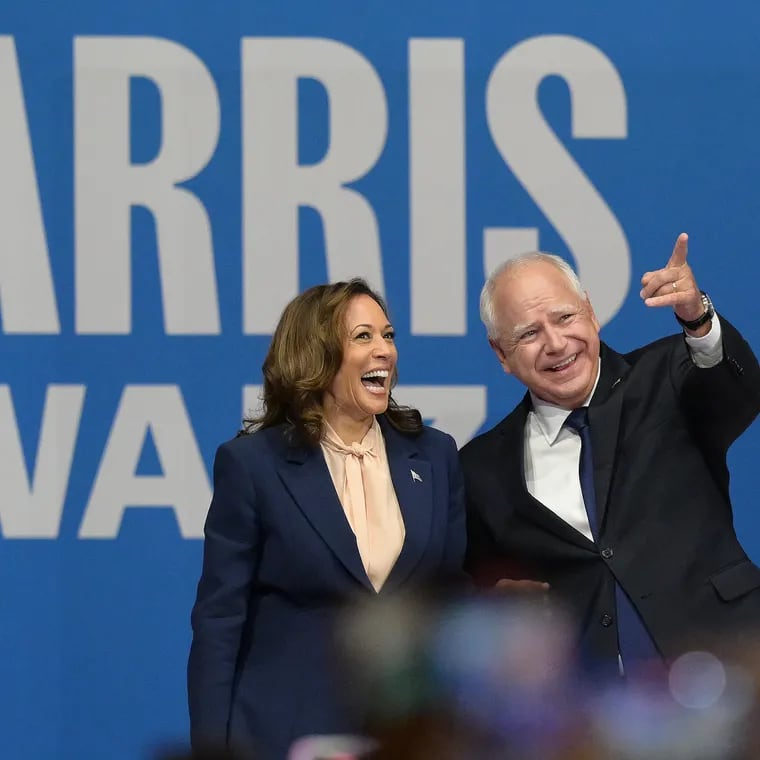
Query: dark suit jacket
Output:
[[188, 415, 465, 760], [461, 317, 760, 667]]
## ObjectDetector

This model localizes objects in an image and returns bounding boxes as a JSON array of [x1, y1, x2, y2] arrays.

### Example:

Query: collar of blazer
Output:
[[280, 415, 435, 593], [491, 343, 632, 545]]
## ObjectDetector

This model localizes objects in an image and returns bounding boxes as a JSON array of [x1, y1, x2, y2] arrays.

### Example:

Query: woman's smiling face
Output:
[[322, 294, 398, 439]]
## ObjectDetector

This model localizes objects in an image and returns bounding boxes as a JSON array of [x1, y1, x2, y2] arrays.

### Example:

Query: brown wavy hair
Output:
[[240, 278, 423, 444]]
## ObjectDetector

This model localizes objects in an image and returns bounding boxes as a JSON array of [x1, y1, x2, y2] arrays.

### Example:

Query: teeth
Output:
[[362, 369, 389, 379], [551, 354, 576, 370]]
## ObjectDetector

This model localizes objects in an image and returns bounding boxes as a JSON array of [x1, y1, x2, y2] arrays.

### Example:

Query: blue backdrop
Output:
[[1, 2, 759, 758]]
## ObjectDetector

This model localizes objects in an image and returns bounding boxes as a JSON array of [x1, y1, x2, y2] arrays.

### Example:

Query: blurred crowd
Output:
[[156, 591, 760, 760]]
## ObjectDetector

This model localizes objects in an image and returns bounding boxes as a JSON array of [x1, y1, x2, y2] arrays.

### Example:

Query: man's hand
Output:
[[639, 233, 710, 335]]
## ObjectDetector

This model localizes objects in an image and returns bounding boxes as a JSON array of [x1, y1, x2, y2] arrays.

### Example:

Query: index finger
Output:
[[667, 232, 689, 268]]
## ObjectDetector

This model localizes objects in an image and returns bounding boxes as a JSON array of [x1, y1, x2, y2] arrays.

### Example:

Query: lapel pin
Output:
[[410, 469, 422, 483]]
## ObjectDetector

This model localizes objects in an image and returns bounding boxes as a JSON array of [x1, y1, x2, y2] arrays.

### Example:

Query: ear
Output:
[[489, 337, 514, 376], [584, 292, 601, 333]]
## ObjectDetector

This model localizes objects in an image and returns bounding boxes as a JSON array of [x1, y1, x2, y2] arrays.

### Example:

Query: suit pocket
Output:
[[709, 559, 760, 601]]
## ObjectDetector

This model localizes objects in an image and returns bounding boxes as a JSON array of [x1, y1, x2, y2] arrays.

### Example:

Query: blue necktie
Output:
[[564, 407, 660, 668]]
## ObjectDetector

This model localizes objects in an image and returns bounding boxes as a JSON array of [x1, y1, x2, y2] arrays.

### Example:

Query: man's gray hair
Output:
[[480, 252, 585, 340]]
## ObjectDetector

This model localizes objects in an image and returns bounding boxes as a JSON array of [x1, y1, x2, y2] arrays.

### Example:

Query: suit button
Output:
[[601, 547, 614, 559], [601, 614, 614, 627]]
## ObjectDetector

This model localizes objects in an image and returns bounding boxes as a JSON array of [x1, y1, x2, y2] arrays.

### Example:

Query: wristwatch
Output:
[[675, 290, 715, 331]]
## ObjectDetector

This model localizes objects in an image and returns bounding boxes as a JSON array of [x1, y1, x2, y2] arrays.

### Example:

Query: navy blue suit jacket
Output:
[[188, 415, 465, 759], [463, 317, 760, 667]]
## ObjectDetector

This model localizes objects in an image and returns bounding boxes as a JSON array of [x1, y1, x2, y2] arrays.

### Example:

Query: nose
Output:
[[543, 324, 567, 354], [371, 334, 390, 357], [371, 334, 396, 362]]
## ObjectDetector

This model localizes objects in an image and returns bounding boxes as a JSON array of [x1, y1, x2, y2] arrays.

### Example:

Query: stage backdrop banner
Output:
[[2, 1, 760, 757]]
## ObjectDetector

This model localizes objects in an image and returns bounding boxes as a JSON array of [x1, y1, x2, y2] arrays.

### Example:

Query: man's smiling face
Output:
[[489, 260, 601, 409]]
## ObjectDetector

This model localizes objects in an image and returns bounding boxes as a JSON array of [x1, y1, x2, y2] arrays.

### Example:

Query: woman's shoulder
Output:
[[423, 427, 460, 463], [217, 423, 295, 459], [418, 423, 456, 446], [382, 416, 456, 453]]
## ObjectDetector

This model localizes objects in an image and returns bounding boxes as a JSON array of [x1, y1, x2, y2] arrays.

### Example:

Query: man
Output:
[[461, 233, 760, 675]]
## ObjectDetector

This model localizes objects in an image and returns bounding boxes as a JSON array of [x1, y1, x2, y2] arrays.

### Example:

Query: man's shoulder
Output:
[[459, 403, 524, 463], [459, 428, 496, 466], [619, 331, 683, 365]]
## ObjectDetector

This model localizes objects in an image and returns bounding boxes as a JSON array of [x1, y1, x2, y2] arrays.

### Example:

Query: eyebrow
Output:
[[350, 322, 393, 333], [549, 304, 579, 317], [510, 305, 579, 338]]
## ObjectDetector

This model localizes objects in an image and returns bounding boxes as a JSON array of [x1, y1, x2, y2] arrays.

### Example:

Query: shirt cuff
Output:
[[684, 313, 723, 368]]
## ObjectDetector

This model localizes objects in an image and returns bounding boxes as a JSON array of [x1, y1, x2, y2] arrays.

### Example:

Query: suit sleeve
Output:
[[459, 442, 491, 580], [675, 315, 760, 454], [460, 444, 512, 586], [187, 442, 261, 747], [464, 497, 501, 582]]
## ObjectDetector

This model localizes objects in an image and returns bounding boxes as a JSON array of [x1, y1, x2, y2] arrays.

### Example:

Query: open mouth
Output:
[[361, 369, 389, 394], [547, 354, 577, 372]]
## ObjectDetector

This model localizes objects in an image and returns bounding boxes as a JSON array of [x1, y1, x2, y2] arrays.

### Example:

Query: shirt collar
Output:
[[322, 416, 379, 450], [528, 359, 602, 445]]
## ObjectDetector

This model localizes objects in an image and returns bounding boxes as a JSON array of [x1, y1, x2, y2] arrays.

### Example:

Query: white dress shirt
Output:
[[524, 317, 724, 540]]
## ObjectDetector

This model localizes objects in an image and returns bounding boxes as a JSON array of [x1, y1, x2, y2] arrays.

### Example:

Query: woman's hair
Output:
[[240, 278, 422, 444]]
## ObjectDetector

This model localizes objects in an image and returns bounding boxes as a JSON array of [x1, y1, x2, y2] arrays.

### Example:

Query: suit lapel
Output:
[[379, 418, 434, 592], [588, 344, 630, 530], [278, 441, 373, 591], [498, 396, 594, 550]]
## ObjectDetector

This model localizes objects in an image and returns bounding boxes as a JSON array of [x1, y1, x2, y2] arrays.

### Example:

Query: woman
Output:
[[188, 279, 466, 760]]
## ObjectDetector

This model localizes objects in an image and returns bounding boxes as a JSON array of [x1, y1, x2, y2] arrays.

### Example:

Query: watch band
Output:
[[675, 290, 714, 331]]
